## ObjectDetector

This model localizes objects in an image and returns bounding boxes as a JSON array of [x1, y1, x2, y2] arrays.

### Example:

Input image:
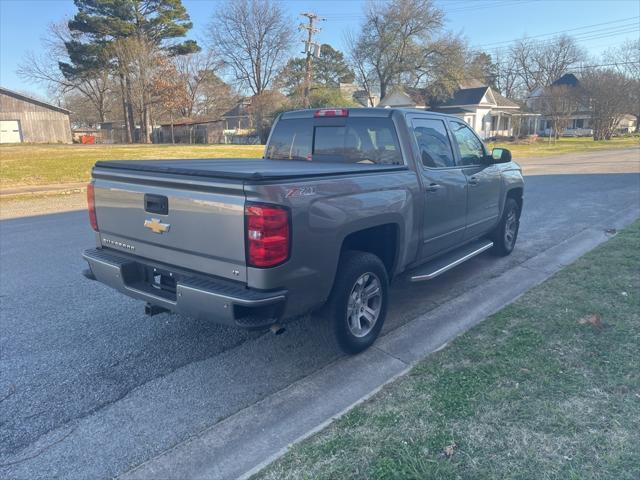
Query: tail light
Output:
[[87, 183, 98, 231], [314, 108, 349, 117], [245, 203, 290, 268]]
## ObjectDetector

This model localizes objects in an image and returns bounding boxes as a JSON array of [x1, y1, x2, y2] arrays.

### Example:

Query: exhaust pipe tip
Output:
[[270, 323, 286, 335]]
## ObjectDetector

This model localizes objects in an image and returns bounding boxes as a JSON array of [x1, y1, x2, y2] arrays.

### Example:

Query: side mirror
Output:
[[491, 148, 512, 163]]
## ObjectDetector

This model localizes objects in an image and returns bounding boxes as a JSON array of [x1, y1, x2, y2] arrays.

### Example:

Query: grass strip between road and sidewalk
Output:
[[254, 221, 640, 480]]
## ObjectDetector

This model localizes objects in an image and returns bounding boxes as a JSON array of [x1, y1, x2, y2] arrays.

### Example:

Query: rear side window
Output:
[[266, 117, 403, 165], [266, 118, 314, 161], [412, 118, 455, 168]]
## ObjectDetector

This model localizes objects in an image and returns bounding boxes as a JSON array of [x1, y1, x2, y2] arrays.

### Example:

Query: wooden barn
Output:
[[0, 87, 72, 144]]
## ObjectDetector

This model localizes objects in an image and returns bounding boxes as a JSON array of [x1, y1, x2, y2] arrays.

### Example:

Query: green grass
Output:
[[0, 143, 264, 187], [490, 135, 639, 158], [254, 221, 640, 480], [1, 136, 638, 188]]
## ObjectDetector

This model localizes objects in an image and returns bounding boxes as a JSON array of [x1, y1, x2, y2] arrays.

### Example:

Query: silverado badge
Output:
[[144, 218, 170, 234]]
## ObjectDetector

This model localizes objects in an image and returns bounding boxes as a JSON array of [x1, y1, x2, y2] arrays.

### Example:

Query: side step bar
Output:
[[410, 239, 494, 282]]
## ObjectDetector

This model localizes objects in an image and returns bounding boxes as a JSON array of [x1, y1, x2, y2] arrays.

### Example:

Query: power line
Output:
[[480, 25, 639, 55], [472, 16, 640, 49]]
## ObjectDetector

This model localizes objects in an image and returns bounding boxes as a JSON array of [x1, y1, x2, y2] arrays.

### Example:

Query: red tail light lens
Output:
[[87, 183, 98, 231], [245, 204, 290, 267], [314, 108, 349, 117]]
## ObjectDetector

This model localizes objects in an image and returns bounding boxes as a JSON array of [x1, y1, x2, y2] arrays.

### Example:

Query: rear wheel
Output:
[[490, 197, 520, 256], [322, 251, 389, 354]]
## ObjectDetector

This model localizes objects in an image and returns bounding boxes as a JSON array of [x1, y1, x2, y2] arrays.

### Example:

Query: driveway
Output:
[[1, 160, 639, 477]]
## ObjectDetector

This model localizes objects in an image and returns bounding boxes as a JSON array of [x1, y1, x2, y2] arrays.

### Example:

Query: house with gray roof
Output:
[[430, 86, 537, 139], [378, 84, 538, 139]]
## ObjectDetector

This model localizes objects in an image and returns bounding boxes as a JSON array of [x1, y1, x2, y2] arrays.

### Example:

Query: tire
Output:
[[322, 251, 389, 354], [490, 197, 521, 256]]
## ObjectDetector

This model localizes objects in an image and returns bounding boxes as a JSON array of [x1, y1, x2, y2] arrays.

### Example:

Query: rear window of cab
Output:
[[266, 117, 404, 165]]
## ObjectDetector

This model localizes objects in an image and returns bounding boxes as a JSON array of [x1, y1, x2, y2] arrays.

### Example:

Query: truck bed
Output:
[[94, 158, 407, 181]]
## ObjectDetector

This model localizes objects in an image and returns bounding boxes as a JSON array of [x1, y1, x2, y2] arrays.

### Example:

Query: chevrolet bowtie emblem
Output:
[[144, 218, 170, 234]]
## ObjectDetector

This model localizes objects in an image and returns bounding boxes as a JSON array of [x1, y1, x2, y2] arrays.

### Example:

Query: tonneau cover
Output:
[[94, 158, 407, 181]]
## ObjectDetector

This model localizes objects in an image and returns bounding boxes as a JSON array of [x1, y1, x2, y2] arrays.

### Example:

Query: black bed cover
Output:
[[93, 158, 407, 181]]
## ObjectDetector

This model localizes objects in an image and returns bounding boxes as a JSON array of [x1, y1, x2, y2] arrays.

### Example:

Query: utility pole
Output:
[[300, 12, 323, 108]]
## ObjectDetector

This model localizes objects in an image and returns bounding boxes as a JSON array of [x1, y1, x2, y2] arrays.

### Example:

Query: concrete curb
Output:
[[119, 208, 638, 480]]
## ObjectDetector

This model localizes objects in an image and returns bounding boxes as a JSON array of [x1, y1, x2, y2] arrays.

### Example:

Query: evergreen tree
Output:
[[62, 0, 199, 142]]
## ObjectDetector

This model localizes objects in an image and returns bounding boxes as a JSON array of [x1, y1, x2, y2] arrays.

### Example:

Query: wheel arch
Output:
[[339, 222, 401, 278], [506, 186, 523, 216]]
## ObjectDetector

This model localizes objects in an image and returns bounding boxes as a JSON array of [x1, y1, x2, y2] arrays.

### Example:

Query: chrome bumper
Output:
[[82, 248, 286, 327]]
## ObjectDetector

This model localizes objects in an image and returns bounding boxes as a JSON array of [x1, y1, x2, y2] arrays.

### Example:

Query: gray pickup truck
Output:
[[83, 108, 523, 353]]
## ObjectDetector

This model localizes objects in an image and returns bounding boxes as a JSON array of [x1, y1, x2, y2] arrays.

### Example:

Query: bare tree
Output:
[[414, 35, 468, 103], [345, 30, 379, 106], [510, 35, 584, 95], [207, 0, 294, 95], [348, 0, 445, 99], [493, 49, 520, 98], [537, 84, 579, 142], [580, 68, 633, 140], [112, 37, 162, 143], [17, 21, 112, 123], [151, 56, 190, 143], [173, 51, 237, 119], [247, 90, 288, 142], [604, 40, 640, 132]]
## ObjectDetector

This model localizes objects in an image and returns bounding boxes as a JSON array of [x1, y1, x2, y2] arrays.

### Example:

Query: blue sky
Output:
[[1, 0, 638, 100]]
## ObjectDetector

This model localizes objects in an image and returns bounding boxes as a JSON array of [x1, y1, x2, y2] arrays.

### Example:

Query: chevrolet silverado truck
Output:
[[83, 108, 523, 353]]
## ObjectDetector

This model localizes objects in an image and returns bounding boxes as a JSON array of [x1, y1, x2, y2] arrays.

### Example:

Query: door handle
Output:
[[426, 183, 441, 193], [469, 176, 479, 186], [144, 194, 169, 215]]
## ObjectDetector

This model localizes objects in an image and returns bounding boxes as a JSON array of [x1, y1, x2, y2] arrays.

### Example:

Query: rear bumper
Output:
[[82, 248, 287, 328]]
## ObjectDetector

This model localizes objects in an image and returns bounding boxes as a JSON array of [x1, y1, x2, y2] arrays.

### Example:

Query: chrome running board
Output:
[[410, 240, 494, 282]]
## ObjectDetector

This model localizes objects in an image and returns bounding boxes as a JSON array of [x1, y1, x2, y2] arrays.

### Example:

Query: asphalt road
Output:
[[1, 170, 639, 479]]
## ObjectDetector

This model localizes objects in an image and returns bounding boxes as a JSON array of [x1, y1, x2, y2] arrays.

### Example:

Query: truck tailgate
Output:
[[92, 168, 247, 283]]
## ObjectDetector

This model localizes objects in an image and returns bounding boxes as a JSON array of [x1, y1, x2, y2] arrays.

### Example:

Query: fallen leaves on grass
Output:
[[577, 314, 603, 327], [442, 443, 457, 459]]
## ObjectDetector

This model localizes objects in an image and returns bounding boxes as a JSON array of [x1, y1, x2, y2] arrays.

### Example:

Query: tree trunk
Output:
[[379, 80, 388, 100], [119, 73, 133, 144], [142, 105, 151, 144], [170, 113, 175, 144], [125, 75, 136, 143]]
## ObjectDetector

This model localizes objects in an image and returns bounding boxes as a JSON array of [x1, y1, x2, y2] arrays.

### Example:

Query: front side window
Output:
[[412, 118, 455, 168], [266, 117, 403, 165], [450, 121, 486, 166]]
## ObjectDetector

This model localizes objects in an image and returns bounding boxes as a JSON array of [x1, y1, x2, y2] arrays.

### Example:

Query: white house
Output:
[[430, 86, 536, 139], [377, 85, 537, 139]]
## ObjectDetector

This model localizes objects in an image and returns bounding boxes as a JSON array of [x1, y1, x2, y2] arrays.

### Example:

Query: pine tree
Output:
[[61, 0, 199, 143]]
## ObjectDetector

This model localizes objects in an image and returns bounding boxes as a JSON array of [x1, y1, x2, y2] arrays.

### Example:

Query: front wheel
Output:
[[322, 251, 389, 354], [490, 197, 520, 256]]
